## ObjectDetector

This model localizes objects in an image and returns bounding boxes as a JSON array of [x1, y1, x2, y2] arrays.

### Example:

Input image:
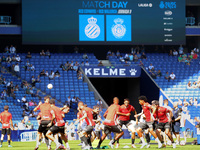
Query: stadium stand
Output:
[[0, 64, 39, 129], [1, 51, 199, 128], [109, 52, 200, 121], [0, 52, 105, 129]]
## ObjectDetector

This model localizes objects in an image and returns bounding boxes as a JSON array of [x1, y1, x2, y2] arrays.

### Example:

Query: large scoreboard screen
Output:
[[22, 0, 185, 45]]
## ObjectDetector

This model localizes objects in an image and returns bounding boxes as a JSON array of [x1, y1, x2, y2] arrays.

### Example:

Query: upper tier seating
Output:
[[109, 53, 200, 119]]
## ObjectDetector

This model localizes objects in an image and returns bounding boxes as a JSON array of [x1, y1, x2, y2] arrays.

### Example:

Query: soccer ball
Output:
[[47, 83, 53, 89], [180, 140, 186, 146]]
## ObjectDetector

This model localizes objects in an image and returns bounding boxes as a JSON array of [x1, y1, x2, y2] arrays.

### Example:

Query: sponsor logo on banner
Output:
[[138, 3, 153, 7], [164, 39, 173, 42], [164, 28, 173, 32], [163, 17, 173, 20], [129, 69, 137, 76], [165, 10, 172, 16], [83, 66, 141, 77], [159, 1, 176, 9], [164, 34, 172, 37], [164, 22, 173, 25], [20, 131, 37, 142]]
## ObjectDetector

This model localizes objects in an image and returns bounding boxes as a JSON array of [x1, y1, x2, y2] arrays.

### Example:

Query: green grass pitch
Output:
[[0, 138, 199, 150]]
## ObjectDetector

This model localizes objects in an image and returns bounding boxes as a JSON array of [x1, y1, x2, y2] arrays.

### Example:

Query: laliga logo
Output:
[[85, 16, 100, 39], [129, 69, 137, 76], [112, 18, 126, 39]]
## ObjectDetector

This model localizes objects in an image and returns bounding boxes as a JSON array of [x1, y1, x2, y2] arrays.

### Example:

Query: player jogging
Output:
[[116, 98, 138, 148], [0, 105, 13, 147], [46, 99, 70, 150], [33, 96, 54, 150], [151, 100, 176, 148], [96, 97, 124, 149], [136, 96, 162, 149]]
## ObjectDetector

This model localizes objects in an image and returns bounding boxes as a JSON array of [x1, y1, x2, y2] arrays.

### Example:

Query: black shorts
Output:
[[83, 125, 94, 134], [140, 121, 154, 130], [172, 123, 180, 133], [38, 120, 52, 133], [153, 121, 158, 130], [50, 126, 65, 135], [95, 131, 100, 138], [71, 133, 74, 137], [118, 120, 131, 127], [77, 126, 82, 133], [2, 128, 11, 135], [104, 125, 123, 135], [157, 122, 170, 132]]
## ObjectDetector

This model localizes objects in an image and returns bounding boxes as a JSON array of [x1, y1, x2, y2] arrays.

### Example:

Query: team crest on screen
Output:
[[85, 16, 100, 39], [112, 18, 126, 39]]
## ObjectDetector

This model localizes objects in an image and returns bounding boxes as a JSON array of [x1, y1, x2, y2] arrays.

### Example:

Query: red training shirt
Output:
[[118, 104, 135, 121], [0, 111, 12, 129], [142, 102, 153, 122], [81, 107, 95, 126], [36, 103, 53, 121], [153, 106, 170, 123], [51, 105, 65, 127]]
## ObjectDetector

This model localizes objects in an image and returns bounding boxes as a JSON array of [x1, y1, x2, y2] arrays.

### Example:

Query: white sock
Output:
[[66, 142, 69, 148], [36, 142, 40, 147], [54, 139, 61, 147], [184, 137, 187, 142], [36, 137, 40, 147], [140, 137, 146, 144], [49, 140, 52, 146], [155, 138, 161, 144]]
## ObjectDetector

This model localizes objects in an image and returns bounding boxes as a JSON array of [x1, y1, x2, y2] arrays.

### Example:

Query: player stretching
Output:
[[46, 99, 70, 150], [151, 100, 176, 148], [136, 96, 162, 149], [76, 102, 95, 150], [34, 96, 54, 150], [96, 97, 124, 149], [116, 98, 138, 148], [0, 105, 13, 147]]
